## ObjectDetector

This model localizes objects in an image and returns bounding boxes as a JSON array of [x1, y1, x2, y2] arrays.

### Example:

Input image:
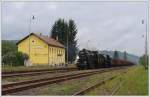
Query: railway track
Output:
[[73, 70, 127, 95], [111, 78, 124, 95], [2, 68, 77, 78], [73, 76, 117, 95], [2, 66, 128, 95]]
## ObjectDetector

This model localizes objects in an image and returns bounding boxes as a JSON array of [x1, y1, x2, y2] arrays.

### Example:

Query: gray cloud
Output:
[[2, 1, 148, 56]]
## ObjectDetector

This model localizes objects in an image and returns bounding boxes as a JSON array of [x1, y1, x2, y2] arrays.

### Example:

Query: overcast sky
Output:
[[2, 1, 148, 56]]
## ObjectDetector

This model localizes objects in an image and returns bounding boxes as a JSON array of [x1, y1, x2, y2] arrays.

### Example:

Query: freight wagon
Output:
[[76, 49, 134, 70]]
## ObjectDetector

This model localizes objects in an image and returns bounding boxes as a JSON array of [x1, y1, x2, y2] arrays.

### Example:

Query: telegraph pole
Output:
[[142, 19, 148, 68], [28, 15, 35, 66], [28, 16, 31, 59], [145, 20, 148, 66], [67, 26, 69, 66]]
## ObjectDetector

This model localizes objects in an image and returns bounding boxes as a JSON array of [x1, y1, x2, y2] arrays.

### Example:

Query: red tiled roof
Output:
[[17, 33, 65, 48]]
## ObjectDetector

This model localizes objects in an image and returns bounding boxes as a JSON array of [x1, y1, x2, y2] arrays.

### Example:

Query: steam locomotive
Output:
[[76, 49, 134, 70]]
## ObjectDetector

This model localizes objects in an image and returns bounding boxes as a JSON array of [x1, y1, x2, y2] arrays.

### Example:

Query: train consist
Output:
[[76, 49, 134, 69]]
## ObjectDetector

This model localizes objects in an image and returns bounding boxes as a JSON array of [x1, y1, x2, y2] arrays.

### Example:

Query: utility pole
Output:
[[142, 19, 148, 68], [67, 26, 69, 66], [145, 20, 148, 68], [28, 15, 35, 66]]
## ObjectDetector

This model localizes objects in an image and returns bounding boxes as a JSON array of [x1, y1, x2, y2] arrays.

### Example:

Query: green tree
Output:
[[2, 40, 17, 56], [68, 19, 78, 62], [2, 52, 16, 66], [51, 18, 78, 63], [2, 40, 17, 66], [2, 52, 29, 66], [113, 50, 119, 60], [2, 40, 29, 66], [51, 19, 68, 45]]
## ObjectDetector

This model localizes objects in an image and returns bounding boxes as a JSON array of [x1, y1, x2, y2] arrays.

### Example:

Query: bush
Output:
[[2, 40, 29, 66], [2, 40, 17, 56], [2, 52, 16, 66], [2, 52, 29, 66]]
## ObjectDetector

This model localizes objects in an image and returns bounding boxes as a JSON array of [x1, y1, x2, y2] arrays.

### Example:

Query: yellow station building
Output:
[[17, 33, 65, 66]]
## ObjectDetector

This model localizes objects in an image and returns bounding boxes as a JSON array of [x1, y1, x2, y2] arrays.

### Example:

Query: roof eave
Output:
[[17, 33, 65, 49]]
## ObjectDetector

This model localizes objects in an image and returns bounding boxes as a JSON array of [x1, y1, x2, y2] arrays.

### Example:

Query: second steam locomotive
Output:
[[76, 49, 134, 70]]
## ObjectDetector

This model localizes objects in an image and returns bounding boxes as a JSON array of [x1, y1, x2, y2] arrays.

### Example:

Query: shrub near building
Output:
[[2, 40, 29, 66], [2, 51, 29, 66]]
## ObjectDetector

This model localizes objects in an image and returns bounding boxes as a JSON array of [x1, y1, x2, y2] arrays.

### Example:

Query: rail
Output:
[[2, 68, 77, 78], [2, 67, 127, 95]]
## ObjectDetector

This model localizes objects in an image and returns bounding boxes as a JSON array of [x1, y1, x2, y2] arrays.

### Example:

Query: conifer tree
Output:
[[51, 18, 78, 63], [68, 19, 78, 62]]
